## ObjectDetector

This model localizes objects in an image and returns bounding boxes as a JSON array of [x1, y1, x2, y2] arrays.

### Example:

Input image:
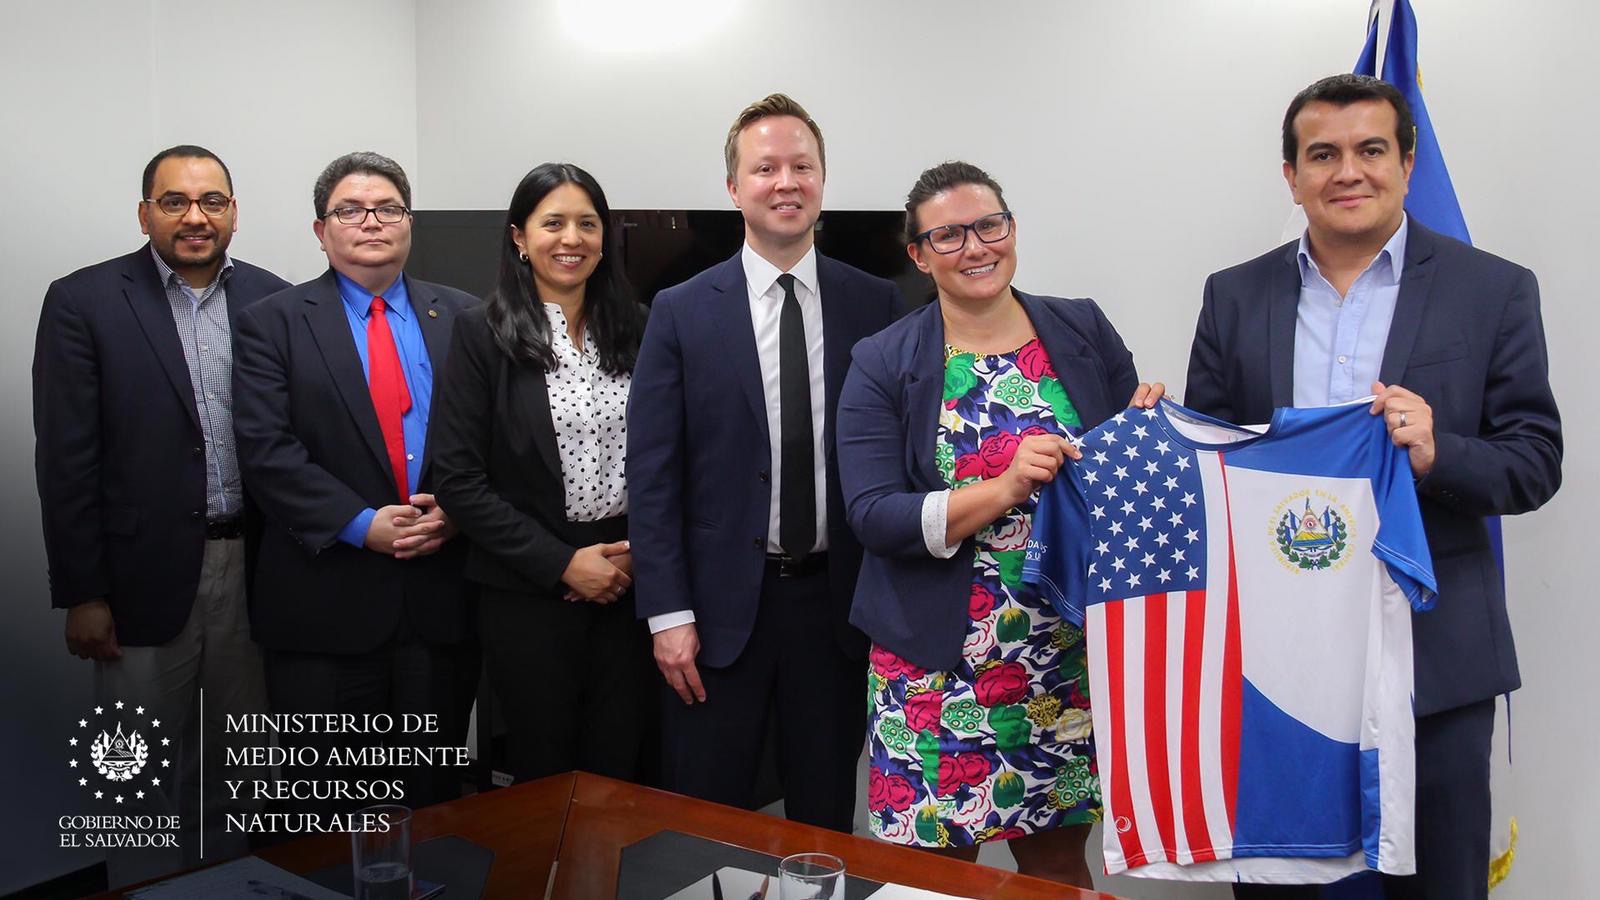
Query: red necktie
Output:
[[367, 296, 412, 502]]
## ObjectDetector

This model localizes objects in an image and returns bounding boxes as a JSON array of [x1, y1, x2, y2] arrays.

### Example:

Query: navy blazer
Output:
[[838, 292, 1141, 671], [233, 270, 476, 654], [33, 246, 289, 646], [627, 252, 902, 668], [1185, 220, 1562, 715]]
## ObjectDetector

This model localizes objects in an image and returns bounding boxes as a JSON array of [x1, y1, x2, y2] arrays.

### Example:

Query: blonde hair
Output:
[[723, 93, 826, 180]]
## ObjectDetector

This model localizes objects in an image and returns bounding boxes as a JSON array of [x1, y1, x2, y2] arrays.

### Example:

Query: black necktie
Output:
[[777, 273, 815, 560]]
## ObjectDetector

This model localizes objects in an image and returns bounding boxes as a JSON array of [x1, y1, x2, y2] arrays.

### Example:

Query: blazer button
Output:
[[191, 510, 202, 519], [759, 471, 770, 483], [192, 446, 203, 456], [752, 537, 763, 549]]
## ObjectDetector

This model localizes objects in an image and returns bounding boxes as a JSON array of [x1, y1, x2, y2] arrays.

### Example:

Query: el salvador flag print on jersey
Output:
[[1023, 399, 1435, 884]]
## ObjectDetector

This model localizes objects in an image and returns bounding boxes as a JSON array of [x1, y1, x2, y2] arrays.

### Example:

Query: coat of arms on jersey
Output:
[[1272, 492, 1352, 572]]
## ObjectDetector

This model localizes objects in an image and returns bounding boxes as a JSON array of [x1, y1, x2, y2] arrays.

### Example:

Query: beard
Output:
[[156, 228, 230, 276]]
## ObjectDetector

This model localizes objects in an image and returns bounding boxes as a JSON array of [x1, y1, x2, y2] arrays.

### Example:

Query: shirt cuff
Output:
[[921, 490, 960, 559], [647, 610, 697, 634], [338, 508, 378, 548]]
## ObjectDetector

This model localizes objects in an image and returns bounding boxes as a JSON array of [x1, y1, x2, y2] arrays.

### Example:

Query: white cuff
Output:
[[647, 610, 696, 634], [921, 490, 961, 559]]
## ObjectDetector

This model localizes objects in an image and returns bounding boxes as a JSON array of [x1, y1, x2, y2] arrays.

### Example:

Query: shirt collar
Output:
[[741, 242, 818, 299], [149, 244, 234, 292], [1296, 213, 1408, 287], [335, 271, 410, 321]]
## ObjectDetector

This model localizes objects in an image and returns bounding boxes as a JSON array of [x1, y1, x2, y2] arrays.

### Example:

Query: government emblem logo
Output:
[[69, 700, 169, 804], [1272, 492, 1352, 572]]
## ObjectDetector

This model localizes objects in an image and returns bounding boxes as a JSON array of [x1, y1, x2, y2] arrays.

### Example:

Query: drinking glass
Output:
[[778, 852, 845, 900], [352, 804, 413, 900]]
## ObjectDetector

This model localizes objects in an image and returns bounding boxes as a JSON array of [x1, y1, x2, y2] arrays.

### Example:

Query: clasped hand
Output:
[[365, 493, 458, 558]]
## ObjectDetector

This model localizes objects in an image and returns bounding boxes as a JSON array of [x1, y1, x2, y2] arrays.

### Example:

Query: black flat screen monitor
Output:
[[410, 209, 930, 306]]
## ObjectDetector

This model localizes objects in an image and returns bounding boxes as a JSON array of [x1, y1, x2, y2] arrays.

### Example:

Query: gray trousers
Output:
[[95, 537, 268, 888]]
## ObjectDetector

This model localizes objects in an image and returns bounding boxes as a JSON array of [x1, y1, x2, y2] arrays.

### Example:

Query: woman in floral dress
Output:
[[837, 161, 1162, 886]]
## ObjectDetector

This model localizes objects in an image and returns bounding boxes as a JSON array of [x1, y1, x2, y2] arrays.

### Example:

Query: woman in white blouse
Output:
[[432, 163, 650, 782]]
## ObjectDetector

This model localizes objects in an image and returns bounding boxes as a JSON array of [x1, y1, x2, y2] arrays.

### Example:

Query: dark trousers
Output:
[[480, 586, 653, 783], [264, 633, 480, 818], [660, 566, 865, 832], [1233, 698, 1497, 900]]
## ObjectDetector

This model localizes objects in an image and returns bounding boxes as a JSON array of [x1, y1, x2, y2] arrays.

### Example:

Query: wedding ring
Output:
[[1398, 412, 1408, 427]]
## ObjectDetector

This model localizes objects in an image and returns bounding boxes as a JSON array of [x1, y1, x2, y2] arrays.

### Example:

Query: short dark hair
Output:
[[487, 163, 644, 377], [1282, 74, 1416, 165], [312, 151, 412, 217], [903, 160, 1010, 244], [724, 93, 826, 180], [142, 145, 232, 198]]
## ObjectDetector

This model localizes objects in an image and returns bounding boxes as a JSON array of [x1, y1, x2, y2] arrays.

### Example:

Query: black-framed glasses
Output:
[[323, 205, 410, 225], [913, 211, 1014, 254], [144, 193, 234, 218]]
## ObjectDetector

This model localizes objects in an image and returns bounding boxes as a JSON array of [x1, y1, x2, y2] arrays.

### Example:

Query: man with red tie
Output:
[[233, 152, 478, 816]]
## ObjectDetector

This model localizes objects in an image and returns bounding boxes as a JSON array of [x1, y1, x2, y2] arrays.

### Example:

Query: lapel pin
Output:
[[427, 308, 438, 318]]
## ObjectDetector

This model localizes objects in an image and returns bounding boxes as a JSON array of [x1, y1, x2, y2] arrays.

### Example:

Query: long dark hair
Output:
[[488, 163, 643, 375]]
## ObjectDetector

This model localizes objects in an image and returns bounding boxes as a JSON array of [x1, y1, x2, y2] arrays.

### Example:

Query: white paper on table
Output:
[[125, 854, 349, 900], [664, 866, 771, 899], [864, 884, 976, 900]]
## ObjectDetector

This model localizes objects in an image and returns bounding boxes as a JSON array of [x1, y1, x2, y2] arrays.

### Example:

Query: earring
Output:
[[518, 251, 528, 263]]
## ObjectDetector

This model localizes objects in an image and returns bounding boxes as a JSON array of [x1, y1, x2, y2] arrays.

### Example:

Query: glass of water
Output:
[[352, 804, 413, 900], [778, 852, 845, 900]]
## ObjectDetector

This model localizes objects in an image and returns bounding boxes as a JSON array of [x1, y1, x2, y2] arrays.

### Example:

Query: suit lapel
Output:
[[709, 255, 770, 443], [905, 305, 946, 489], [122, 249, 200, 431], [408, 277, 456, 480], [302, 270, 392, 481], [510, 361, 563, 480], [1018, 292, 1113, 427], [818, 256, 858, 460], [1268, 243, 1300, 409], [1379, 221, 1436, 385]]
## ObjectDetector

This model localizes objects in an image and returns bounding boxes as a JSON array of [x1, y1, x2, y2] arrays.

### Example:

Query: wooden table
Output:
[[98, 773, 1119, 898]]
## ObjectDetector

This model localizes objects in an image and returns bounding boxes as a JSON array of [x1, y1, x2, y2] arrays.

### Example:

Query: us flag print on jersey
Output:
[[1024, 399, 1436, 884]]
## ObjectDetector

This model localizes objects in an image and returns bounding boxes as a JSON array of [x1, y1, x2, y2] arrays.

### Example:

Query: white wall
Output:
[[2, 1, 1592, 896], [413, 2, 1597, 897], [0, 0, 416, 891]]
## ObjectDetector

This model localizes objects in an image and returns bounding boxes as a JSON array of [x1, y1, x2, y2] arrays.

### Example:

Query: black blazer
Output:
[[232, 270, 476, 654], [837, 292, 1140, 671], [1185, 220, 1563, 715], [33, 246, 289, 646], [430, 303, 636, 594], [627, 252, 903, 667]]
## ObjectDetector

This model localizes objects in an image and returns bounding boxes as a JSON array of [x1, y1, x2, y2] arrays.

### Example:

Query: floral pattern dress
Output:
[[866, 338, 1102, 848]]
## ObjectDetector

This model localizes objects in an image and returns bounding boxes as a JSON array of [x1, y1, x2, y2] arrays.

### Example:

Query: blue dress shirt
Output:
[[1293, 215, 1409, 408], [332, 272, 435, 547]]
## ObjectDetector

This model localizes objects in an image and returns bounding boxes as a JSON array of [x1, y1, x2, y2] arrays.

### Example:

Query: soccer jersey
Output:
[[1023, 399, 1435, 884]]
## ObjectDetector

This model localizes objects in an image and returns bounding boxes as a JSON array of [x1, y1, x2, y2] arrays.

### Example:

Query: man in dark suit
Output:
[[628, 94, 902, 831], [233, 152, 477, 817], [1186, 75, 1562, 899], [33, 145, 289, 885]]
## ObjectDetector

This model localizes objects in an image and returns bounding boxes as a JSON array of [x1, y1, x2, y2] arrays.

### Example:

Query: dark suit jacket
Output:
[[627, 252, 902, 668], [232, 270, 475, 655], [33, 245, 289, 646], [430, 302, 636, 594], [838, 292, 1141, 671], [1185, 220, 1562, 715]]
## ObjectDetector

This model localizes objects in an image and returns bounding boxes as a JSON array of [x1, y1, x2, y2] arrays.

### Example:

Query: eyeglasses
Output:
[[145, 193, 234, 218], [913, 211, 1014, 255], [323, 205, 410, 225]]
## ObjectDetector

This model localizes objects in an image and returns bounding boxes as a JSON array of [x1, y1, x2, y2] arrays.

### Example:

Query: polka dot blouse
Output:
[[544, 303, 630, 522]]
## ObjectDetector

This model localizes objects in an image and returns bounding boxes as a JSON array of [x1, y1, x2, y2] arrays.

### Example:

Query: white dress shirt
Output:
[[647, 243, 831, 635]]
